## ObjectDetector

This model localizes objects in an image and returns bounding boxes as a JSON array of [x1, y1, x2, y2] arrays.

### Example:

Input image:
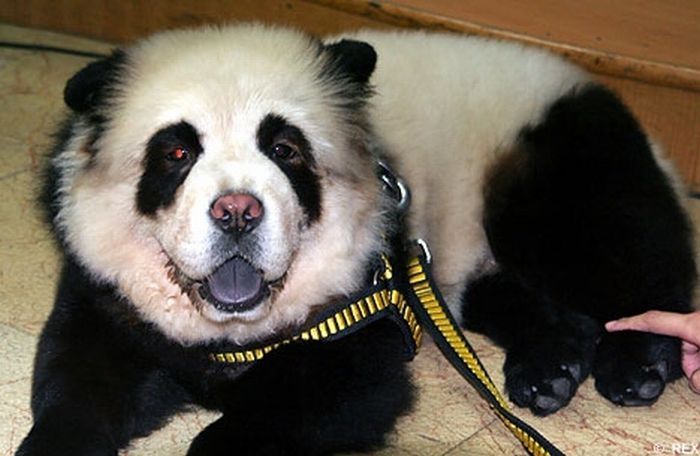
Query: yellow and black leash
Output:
[[404, 240, 563, 456], [210, 239, 564, 456]]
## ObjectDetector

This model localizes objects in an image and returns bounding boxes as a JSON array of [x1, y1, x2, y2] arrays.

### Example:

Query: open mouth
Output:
[[199, 256, 270, 314]]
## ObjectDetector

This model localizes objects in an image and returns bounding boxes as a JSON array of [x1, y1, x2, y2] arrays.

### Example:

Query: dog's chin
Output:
[[198, 296, 272, 323]]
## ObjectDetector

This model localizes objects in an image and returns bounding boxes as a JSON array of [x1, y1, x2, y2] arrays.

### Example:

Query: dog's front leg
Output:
[[16, 266, 189, 456]]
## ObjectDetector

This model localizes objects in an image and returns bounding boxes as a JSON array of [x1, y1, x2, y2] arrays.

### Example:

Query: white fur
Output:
[[56, 25, 387, 344], [345, 30, 590, 314]]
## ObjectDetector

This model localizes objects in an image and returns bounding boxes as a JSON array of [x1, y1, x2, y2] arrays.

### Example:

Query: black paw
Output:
[[16, 421, 117, 456], [505, 346, 591, 416], [188, 417, 290, 456], [594, 332, 681, 406]]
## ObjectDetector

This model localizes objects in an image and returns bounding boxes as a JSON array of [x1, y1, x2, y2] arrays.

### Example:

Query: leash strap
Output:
[[405, 241, 564, 456]]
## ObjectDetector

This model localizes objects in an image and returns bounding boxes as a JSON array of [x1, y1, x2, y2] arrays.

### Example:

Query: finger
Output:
[[682, 347, 700, 379], [689, 369, 700, 394], [682, 341, 699, 354], [605, 311, 694, 340]]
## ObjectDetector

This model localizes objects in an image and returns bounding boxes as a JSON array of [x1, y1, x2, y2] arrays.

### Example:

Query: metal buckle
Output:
[[373, 254, 393, 285], [377, 159, 411, 214]]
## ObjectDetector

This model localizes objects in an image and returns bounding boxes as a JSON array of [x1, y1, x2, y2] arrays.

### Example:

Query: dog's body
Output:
[[18, 25, 696, 455]]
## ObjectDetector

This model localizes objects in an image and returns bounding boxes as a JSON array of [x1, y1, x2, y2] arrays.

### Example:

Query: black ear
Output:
[[64, 50, 125, 113], [323, 39, 377, 85]]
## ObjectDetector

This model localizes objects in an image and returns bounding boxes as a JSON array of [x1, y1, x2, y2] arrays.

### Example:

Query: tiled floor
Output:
[[1, 24, 699, 456]]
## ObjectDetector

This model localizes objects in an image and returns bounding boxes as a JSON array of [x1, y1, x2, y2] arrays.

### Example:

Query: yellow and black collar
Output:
[[209, 254, 421, 364], [210, 241, 563, 456]]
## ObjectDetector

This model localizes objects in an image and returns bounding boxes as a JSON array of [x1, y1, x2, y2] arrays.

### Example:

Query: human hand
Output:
[[606, 310, 700, 394]]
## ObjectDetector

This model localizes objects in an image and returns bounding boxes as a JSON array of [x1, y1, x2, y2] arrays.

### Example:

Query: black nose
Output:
[[210, 193, 264, 233]]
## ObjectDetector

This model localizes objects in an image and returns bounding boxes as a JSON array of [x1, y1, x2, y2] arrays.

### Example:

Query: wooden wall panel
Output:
[[311, 0, 700, 91], [0, 0, 393, 43], [597, 75, 700, 191]]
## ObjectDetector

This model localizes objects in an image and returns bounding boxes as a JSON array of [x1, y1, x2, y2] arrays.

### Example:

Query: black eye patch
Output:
[[256, 114, 322, 223], [136, 121, 203, 215]]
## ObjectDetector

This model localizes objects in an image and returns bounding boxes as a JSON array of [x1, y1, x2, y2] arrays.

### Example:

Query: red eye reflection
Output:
[[167, 147, 188, 161]]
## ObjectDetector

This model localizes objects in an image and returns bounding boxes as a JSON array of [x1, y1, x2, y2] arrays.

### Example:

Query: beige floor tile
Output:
[[0, 171, 59, 335], [447, 432, 520, 456], [448, 377, 700, 455], [0, 324, 37, 456], [0, 324, 36, 384], [346, 446, 419, 456], [1, 379, 34, 456], [352, 334, 506, 456], [0, 25, 110, 177]]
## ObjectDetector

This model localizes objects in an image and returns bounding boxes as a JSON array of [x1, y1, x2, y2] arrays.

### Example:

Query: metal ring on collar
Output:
[[412, 238, 432, 264], [377, 159, 411, 214]]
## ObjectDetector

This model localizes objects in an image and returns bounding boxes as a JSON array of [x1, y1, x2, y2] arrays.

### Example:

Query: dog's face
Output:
[[52, 25, 389, 344]]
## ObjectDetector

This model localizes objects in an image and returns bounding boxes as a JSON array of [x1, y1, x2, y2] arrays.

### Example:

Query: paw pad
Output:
[[506, 358, 588, 416]]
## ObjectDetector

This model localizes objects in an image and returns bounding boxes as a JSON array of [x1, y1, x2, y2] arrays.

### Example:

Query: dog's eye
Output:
[[166, 147, 189, 162], [271, 143, 297, 161]]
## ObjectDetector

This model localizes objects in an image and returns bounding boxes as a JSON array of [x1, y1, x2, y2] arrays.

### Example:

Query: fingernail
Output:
[[690, 370, 700, 394]]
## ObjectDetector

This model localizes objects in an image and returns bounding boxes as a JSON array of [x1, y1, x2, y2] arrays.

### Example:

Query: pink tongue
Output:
[[207, 257, 264, 306]]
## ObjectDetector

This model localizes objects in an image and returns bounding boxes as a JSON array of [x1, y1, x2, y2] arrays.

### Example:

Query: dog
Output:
[[17, 24, 696, 455]]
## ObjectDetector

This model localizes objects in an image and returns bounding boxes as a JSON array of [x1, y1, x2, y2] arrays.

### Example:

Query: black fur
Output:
[[64, 51, 126, 157], [136, 121, 203, 215], [256, 113, 322, 222], [323, 40, 377, 86], [17, 258, 414, 456], [63, 50, 125, 114], [319, 40, 376, 112], [40, 118, 79, 245], [463, 84, 696, 415]]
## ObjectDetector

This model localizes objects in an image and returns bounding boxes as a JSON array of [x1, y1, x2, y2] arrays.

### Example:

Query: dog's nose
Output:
[[210, 193, 264, 233]]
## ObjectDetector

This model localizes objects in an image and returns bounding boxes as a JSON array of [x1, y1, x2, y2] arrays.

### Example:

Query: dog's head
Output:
[[51, 25, 390, 344]]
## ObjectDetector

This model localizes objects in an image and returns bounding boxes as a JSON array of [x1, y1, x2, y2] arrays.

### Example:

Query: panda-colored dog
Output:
[[18, 24, 696, 455]]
